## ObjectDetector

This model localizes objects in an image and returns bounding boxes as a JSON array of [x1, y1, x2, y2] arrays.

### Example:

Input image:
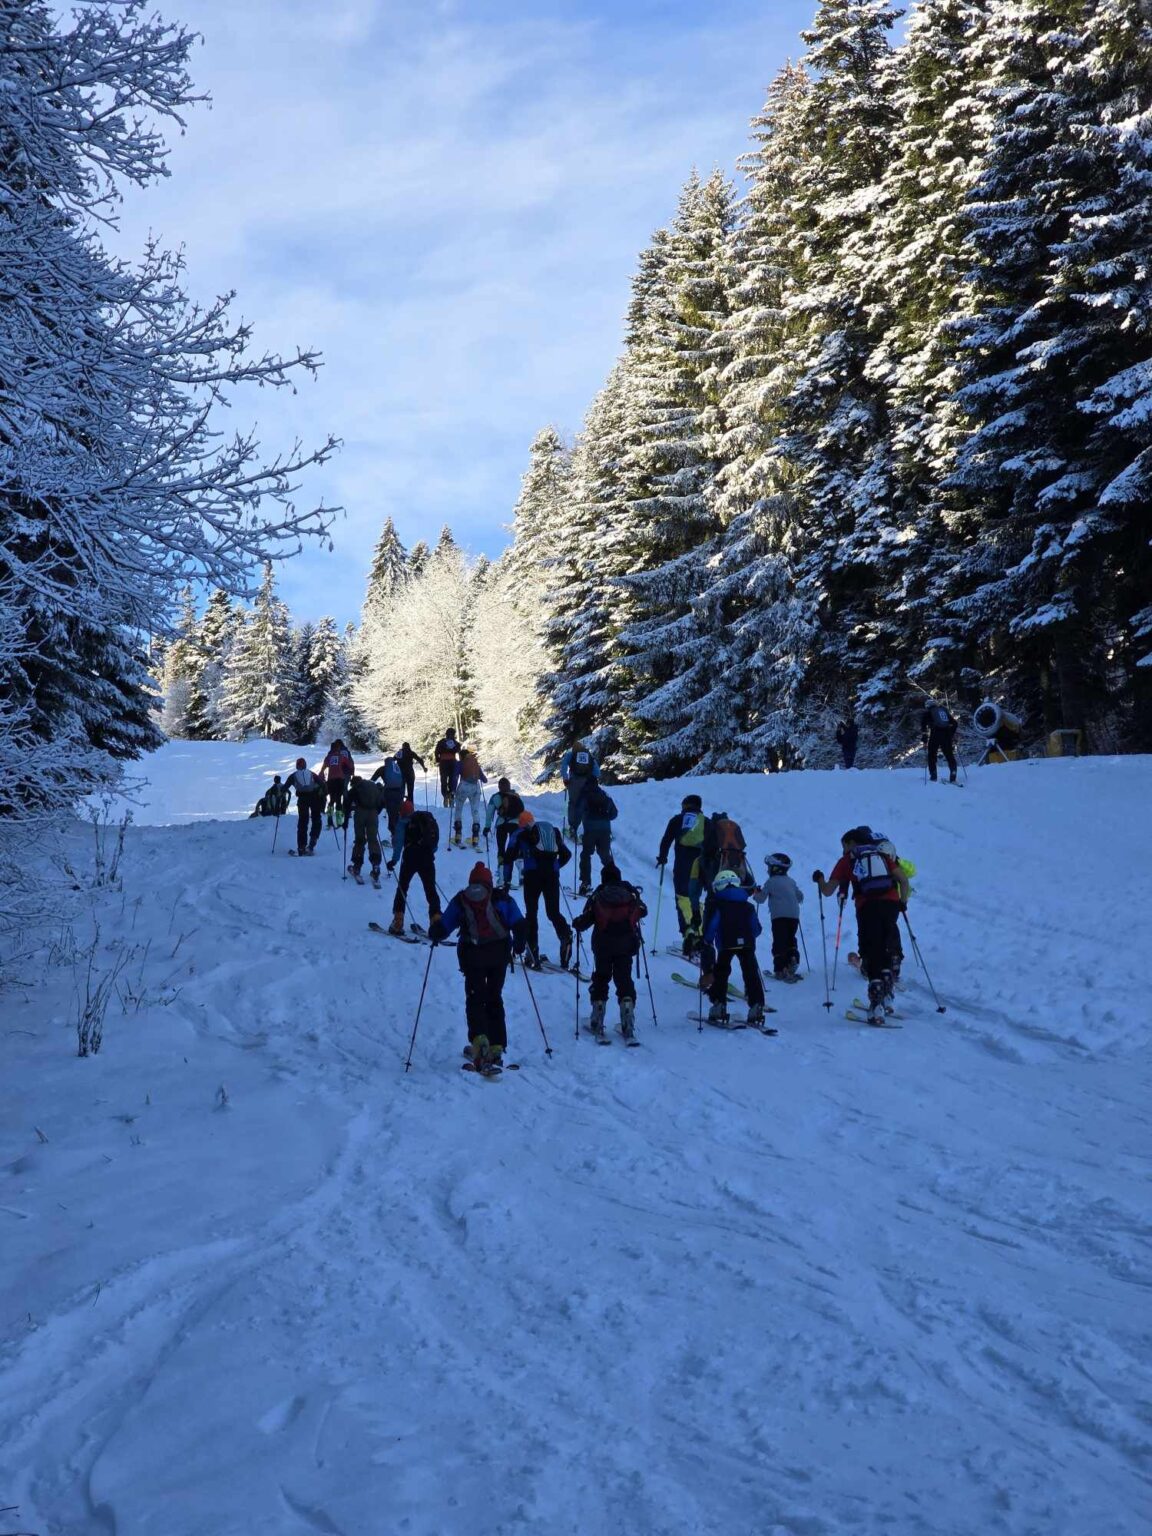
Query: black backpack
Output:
[[406, 810, 439, 852]]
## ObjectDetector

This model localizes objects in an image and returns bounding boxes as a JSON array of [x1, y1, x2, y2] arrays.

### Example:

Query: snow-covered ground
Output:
[[2, 744, 1149, 1536]]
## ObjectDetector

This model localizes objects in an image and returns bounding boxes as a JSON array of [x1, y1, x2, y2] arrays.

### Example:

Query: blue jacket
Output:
[[561, 746, 599, 785], [438, 884, 526, 954], [703, 886, 762, 952], [502, 822, 572, 882], [574, 785, 617, 835]]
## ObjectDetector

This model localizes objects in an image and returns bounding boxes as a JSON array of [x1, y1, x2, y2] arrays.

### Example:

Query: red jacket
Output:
[[320, 748, 354, 782], [829, 851, 901, 910]]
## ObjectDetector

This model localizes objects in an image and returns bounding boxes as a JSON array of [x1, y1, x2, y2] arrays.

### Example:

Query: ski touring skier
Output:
[[397, 741, 425, 802], [869, 830, 916, 986], [571, 863, 647, 1040], [700, 870, 768, 1026], [753, 853, 804, 980], [370, 753, 407, 838], [452, 748, 487, 848], [433, 729, 462, 807], [576, 782, 618, 895], [814, 827, 909, 1025], [385, 798, 413, 873], [483, 777, 525, 870], [561, 738, 599, 837], [250, 775, 290, 818], [283, 758, 324, 855], [501, 810, 573, 970], [320, 740, 355, 827], [345, 775, 388, 886], [656, 792, 706, 957], [429, 864, 527, 1074], [388, 803, 441, 934], [920, 698, 960, 784], [836, 715, 859, 769]]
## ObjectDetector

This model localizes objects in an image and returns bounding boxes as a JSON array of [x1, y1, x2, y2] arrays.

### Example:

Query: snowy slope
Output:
[[2, 749, 1149, 1536]]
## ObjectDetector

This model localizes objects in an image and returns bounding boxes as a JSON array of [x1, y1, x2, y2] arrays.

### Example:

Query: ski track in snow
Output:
[[1, 747, 1150, 1535]]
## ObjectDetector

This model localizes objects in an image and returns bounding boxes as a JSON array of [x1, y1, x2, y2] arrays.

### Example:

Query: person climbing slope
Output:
[[388, 803, 441, 934], [700, 870, 767, 1026], [814, 827, 909, 1025], [319, 739, 355, 827], [572, 863, 646, 1041], [433, 728, 462, 807], [452, 747, 487, 848], [283, 758, 324, 855], [430, 864, 526, 1074], [656, 792, 706, 956], [501, 810, 573, 969]]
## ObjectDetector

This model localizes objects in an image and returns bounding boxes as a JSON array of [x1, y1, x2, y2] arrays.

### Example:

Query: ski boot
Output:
[[866, 978, 887, 1026], [387, 912, 405, 936], [578, 882, 592, 897], [747, 1003, 765, 1027], [619, 997, 636, 1040], [370, 866, 381, 888], [470, 827, 480, 848], [683, 931, 701, 961], [559, 932, 573, 970], [524, 948, 544, 972], [880, 970, 897, 1015], [589, 1000, 607, 1038], [707, 1001, 729, 1026]]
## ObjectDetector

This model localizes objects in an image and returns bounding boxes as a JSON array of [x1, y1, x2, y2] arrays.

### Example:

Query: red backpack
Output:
[[592, 881, 643, 936], [459, 888, 509, 945]]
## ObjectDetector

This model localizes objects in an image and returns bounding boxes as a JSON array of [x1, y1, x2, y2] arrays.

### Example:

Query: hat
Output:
[[498, 777, 511, 792], [296, 757, 306, 768], [682, 793, 702, 811], [469, 863, 492, 888], [713, 870, 741, 891], [841, 826, 872, 847], [601, 863, 622, 883], [766, 852, 792, 872], [518, 810, 535, 828], [400, 799, 414, 815]]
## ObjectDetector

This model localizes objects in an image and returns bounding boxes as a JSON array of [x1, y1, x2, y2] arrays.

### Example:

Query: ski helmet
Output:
[[682, 793, 703, 812], [712, 870, 741, 891], [766, 852, 792, 873]]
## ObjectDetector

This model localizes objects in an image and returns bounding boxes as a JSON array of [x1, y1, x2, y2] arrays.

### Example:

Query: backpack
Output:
[[592, 882, 642, 937], [459, 888, 509, 945], [406, 810, 439, 852], [534, 821, 559, 855], [381, 758, 404, 790], [584, 786, 617, 822], [357, 779, 388, 812], [930, 704, 952, 730], [294, 769, 318, 794], [851, 844, 896, 898], [571, 748, 594, 775], [500, 792, 525, 822], [677, 811, 705, 849]]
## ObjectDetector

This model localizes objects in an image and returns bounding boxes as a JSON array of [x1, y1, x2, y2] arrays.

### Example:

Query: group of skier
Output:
[[258, 732, 921, 1072], [831, 697, 962, 784]]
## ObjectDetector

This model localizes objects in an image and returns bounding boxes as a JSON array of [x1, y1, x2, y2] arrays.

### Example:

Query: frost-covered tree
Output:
[[158, 588, 201, 737], [185, 589, 243, 739], [219, 565, 297, 740], [296, 616, 353, 746]]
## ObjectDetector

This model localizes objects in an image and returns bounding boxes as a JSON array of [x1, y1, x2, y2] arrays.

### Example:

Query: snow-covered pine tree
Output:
[[158, 589, 202, 737], [186, 589, 244, 739], [933, 0, 1152, 747], [295, 617, 348, 745], [407, 541, 431, 579], [219, 565, 298, 740], [352, 517, 408, 748]]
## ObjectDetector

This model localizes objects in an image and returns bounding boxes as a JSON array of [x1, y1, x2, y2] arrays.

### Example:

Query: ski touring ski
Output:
[[844, 1010, 903, 1029], [367, 920, 422, 945]]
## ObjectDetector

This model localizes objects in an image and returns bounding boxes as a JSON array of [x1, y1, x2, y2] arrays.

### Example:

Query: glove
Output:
[[899, 901, 908, 914], [656, 856, 666, 868], [812, 869, 824, 883], [513, 941, 526, 958], [428, 919, 446, 945]]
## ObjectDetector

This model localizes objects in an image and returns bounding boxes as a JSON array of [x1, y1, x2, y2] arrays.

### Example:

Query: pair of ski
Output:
[[367, 920, 456, 948], [697, 1016, 779, 1037], [670, 972, 777, 1013], [461, 1047, 520, 1079], [583, 1026, 641, 1050], [844, 996, 904, 1029], [348, 865, 383, 889], [523, 958, 589, 983], [670, 972, 778, 1036]]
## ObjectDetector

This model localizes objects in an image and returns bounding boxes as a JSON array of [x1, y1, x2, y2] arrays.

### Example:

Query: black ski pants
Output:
[[394, 847, 439, 919], [770, 917, 799, 973], [295, 793, 323, 853], [711, 946, 765, 1009], [350, 808, 383, 873], [401, 770, 416, 801], [459, 945, 509, 1049], [579, 828, 612, 887], [325, 778, 350, 822], [927, 728, 958, 781], [522, 866, 570, 957], [856, 901, 901, 985], [589, 948, 636, 1005]]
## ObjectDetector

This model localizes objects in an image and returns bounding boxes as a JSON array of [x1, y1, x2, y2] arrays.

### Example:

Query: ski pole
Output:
[[831, 894, 845, 992], [902, 909, 947, 1013], [798, 917, 811, 975], [639, 942, 659, 1028], [574, 933, 582, 1039], [519, 962, 553, 1056], [271, 807, 281, 855], [403, 945, 436, 1072], [342, 816, 349, 881], [816, 887, 833, 1010], [650, 865, 665, 954]]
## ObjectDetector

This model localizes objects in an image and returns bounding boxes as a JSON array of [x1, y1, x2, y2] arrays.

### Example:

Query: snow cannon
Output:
[[974, 701, 1023, 764]]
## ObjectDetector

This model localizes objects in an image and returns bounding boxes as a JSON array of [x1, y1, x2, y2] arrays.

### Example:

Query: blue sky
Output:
[[114, 0, 817, 627]]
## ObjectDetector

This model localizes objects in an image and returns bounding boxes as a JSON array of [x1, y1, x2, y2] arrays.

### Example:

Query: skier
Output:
[[813, 827, 909, 1024], [836, 715, 859, 769], [869, 830, 916, 985], [699, 810, 752, 889], [429, 864, 527, 1073], [483, 777, 525, 870], [433, 728, 462, 807], [345, 774, 387, 886], [920, 698, 960, 783], [561, 738, 599, 836], [571, 862, 647, 1040], [388, 802, 441, 934], [501, 810, 573, 969], [385, 797, 414, 873], [753, 852, 804, 980], [452, 747, 487, 848], [319, 739, 355, 827], [656, 792, 706, 956], [283, 758, 324, 855], [700, 870, 768, 1026], [250, 775, 289, 818], [576, 781, 618, 895], [370, 752, 406, 839], [397, 741, 425, 802]]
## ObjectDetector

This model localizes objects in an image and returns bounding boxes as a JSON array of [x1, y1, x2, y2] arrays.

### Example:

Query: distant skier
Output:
[[345, 774, 387, 886], [753, 852, 804, 980], [388, 804, 441, 934], [501, 810, 573, 969], [430, 864, 527, 1073], [576, 782, 618, 895], [813, 827, 909, 1024], [836, 715, 859, 769], [920, 698, 959, 784], [483, 777, 525, 869], [561, 739, 599, 836], [452, 748, 487, 847], [656, 793, 706, 956], [397, 741, 425, 802], [700, 870, 767, 1026], [571, 863, 647, 1040], [320, 739, 355, 826], [370, 752, 407, 838], [283, 758, 324, 855], [250, 775, 289, 818], [433, 729, 462, 807]]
